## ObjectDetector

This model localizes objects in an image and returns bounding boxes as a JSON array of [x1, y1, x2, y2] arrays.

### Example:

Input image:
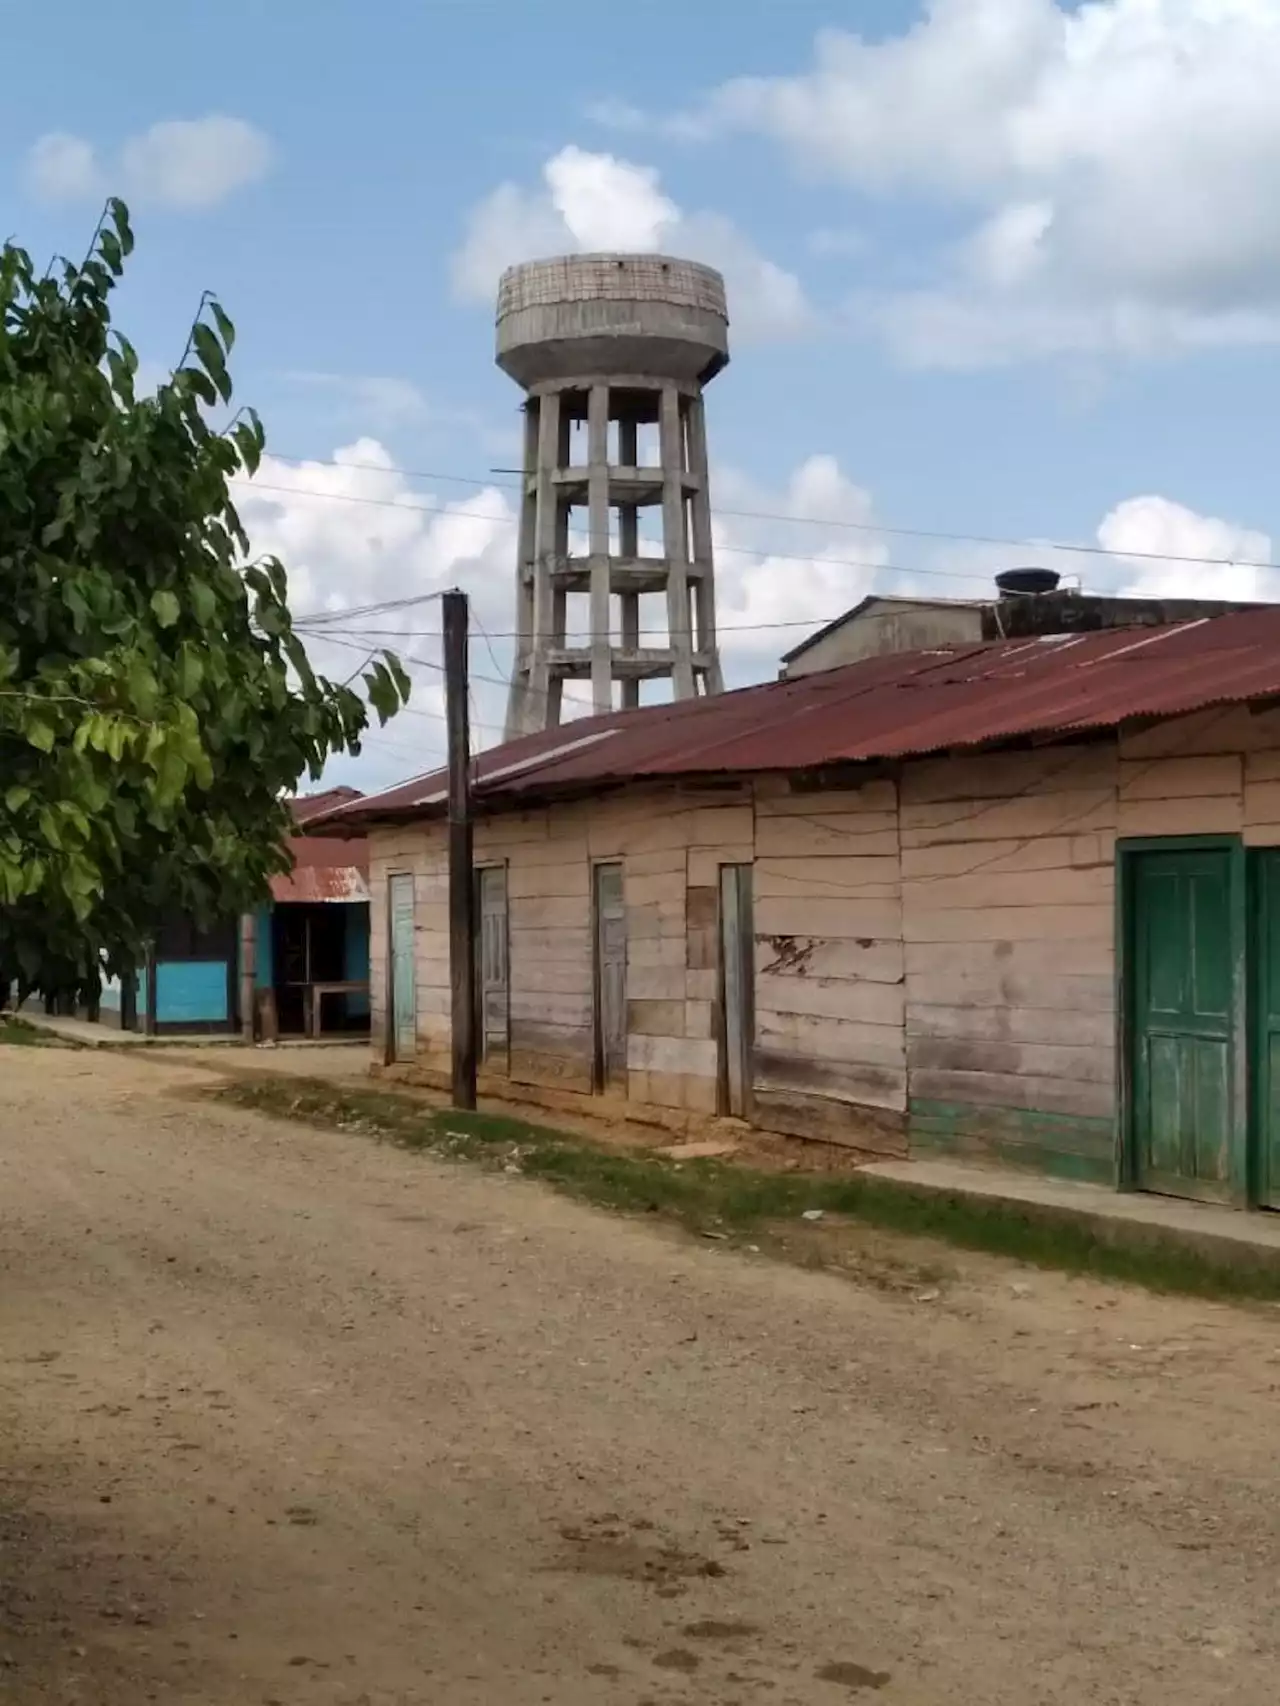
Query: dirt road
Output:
[[2, 1049, 1280, 1704]]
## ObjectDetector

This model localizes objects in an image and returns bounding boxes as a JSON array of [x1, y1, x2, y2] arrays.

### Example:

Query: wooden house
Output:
[[97, 789, 372, 1037], [312, 610, 1280, 1212]]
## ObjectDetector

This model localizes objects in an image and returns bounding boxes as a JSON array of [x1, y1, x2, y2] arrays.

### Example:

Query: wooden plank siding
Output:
[[751, 778, 908, 1153], [362, 709, 1280, 1173], [900, 744, 1119, 1182]]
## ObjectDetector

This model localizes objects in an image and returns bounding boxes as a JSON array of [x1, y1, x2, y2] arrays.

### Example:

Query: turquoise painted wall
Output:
[[254, 906, 274, 990], [155, 961, 229, 1024], [345, 903, 371, 1017]]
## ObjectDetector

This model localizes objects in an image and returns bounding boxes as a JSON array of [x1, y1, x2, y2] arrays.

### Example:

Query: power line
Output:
[[298, 612, 949, 641], [253, 452, 1280, 575], [233, 479, 1016, 591], [297, 628, 529, 730], [292, 590, 443, 627]]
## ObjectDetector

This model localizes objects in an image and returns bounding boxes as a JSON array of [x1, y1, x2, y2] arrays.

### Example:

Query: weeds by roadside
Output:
[[205, 1075, 1280, 1307], [0, 1018, 68, 1047]]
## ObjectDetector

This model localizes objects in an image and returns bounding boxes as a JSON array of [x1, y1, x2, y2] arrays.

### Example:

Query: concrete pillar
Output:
[[508, 387, 562, 738], [660, 386, 695, 700], [685, 393, 723, 693], [587, 383, 612, 717], [511, 400, 538, 672], [617, 413, 640, 710]]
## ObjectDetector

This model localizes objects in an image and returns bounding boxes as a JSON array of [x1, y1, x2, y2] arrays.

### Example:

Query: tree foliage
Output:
[[0, 200, 408, 999]]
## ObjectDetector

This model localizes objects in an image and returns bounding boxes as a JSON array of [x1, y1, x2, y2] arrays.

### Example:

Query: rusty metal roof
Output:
[[290, 786, 363, 825], [311, 609, 1280, 830], [274, 800, 369, 902], [270, 861, 370, 905]]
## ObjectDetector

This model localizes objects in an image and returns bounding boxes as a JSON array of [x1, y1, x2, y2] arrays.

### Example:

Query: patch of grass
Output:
[[0, 1018, 65, 1047], [206, 1076, 1280, 1306]]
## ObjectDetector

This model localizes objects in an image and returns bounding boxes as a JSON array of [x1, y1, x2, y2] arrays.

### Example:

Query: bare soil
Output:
[[2, 1047, 1279, 1704]]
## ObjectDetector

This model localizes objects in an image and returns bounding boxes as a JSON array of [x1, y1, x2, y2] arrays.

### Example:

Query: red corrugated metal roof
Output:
[[290, 786, 363, 825], [274, 799, 368, 900], [270, 862, 370, 905], [310, 609, 1280, 830]]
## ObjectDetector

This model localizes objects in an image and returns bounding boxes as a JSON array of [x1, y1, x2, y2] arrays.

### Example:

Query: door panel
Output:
[[719, 865, 754, 1119], [475, 865, 509, 1069], [1130, 847, 1234, 1202], [388, 873, 416, 1062], [593, 864, 627, 1092], [1252, 849, 1280, 1207]]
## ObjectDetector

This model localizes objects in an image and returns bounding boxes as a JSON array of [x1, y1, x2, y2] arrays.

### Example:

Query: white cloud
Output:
[[545, 146, 677, 249], [710, 456, 896, 679], [664, 1, 1280, 364], [234, 439, 518, 786], [451, 144, 811, 342], [235, 431, 1278, 790], [1097, 494, 1279, 600], [26, 133, 100, 202], [25, 115, 272, 210]]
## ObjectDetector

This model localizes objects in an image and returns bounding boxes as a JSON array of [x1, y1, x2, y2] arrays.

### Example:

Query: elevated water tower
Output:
[[496, 253, 730, 738]]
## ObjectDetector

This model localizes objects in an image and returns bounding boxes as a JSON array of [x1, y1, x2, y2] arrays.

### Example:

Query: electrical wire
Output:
[[229, 478, 1046, 592], [254, 451, 1280, 575]]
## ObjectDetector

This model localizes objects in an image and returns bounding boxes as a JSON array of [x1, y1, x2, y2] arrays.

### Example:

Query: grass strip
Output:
[[0, 1018, 67, 1047], [207, 1076, 1280, 1306]]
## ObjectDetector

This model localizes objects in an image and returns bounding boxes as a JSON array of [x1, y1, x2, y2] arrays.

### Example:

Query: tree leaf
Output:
[[210, 300, 236, 353], [192, 323, 232, 405], [150, 589, 181, 629], [232, 419, 261, 475], [189, 579, 216, 626]]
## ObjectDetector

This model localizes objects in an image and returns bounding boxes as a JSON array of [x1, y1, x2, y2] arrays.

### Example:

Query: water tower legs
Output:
[[503, 378, 722, 741]]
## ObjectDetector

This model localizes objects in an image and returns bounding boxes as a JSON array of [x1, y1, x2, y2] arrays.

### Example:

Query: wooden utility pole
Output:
[[239, 913, 257, 1041], [443, 589, 477, 1109]]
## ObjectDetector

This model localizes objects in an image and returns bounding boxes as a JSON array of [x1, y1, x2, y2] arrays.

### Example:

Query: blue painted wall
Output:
[[253, 906, 274, 990], [345, 904, 371, 1017], [155, 961, 230, 1024]]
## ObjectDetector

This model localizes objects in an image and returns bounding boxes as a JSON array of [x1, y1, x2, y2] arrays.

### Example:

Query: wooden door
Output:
[[388, 873, 416, 1062], [719, 864, 754, 1118], [1252, 849, 1280, 1208], [593, 863, 627, 1092], [1130, 846, 1234, 1202], [475, 865, 509, 1069]]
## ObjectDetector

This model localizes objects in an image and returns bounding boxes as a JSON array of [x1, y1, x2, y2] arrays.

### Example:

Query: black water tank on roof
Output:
[[995, 567, 1061, 596]]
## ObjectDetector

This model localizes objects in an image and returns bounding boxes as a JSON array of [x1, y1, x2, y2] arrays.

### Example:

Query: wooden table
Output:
[[302, 980, 370, 1039]]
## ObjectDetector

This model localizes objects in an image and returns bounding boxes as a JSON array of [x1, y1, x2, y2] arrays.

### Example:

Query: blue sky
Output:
[[5, 0, 1280, 785]]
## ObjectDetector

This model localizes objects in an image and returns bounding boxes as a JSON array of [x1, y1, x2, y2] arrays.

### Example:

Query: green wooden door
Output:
[[1130, 847, 1235, 1202], [388, 873, 416, 1062], [1252, 850, 1280, 1208]]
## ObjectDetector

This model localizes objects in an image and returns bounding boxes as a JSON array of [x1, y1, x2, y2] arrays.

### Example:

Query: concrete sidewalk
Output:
[[864, 1156, 1280, 1275], [14, 1012, 365, 1055]]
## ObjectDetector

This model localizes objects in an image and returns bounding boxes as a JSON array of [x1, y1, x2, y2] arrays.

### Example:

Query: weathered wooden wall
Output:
[[899, 745, 1119, 1181], [367, 822, 449, 1065], [365, 705, 1280, 1173], [750, 777, 906, 1153]]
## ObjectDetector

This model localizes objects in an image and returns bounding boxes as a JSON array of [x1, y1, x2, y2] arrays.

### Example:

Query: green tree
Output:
[[0, 200, 408, 1003]]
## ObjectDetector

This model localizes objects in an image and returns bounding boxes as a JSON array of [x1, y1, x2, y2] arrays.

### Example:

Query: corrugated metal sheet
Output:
[[291, 786, 362, 825], [289, 834, 369, 877], [274, 807, 369, 901], [313, 609, 1280, 829], [270, 864, 370, 905]]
